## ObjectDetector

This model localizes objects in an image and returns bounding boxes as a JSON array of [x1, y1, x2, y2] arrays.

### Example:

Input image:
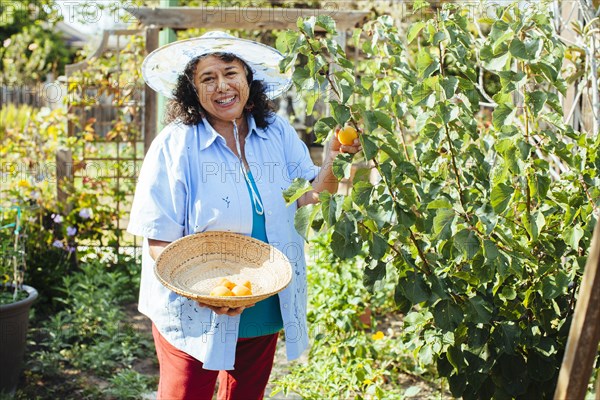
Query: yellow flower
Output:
[[372, 331, 385, 340], [17, 180, 30, 188], [363, 379, 373, 385]]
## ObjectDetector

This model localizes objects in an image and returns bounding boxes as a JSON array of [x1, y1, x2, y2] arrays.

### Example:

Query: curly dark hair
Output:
[[163, 52, 275, 128]]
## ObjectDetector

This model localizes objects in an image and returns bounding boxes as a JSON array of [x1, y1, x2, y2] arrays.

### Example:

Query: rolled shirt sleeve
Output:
[[279, 118, 320, 183]]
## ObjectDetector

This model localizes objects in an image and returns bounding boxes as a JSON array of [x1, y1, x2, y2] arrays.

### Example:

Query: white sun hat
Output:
[[141, 31, 293, 100]]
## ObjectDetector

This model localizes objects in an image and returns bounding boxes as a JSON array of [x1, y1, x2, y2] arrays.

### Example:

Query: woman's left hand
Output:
[[331, 126, 362, 156], [197, 302, 255, 316]]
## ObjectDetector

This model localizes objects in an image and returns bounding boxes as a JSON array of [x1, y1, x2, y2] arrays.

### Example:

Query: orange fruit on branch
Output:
[[337, 125, 359, 145]]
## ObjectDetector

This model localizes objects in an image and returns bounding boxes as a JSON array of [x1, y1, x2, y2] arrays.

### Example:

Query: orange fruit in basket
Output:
[[210, 285, 234, 296], [232, 285, 253, 296], [217, 278, 236, 290], [241, 280, 252, 290]]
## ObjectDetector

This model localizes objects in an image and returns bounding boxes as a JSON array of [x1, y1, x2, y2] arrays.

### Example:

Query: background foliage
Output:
[[281, 2, 599, 398], [0, 0, 73, 85]]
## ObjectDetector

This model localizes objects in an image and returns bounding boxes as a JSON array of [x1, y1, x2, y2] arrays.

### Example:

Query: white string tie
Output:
[[232, 119, 264, 216]]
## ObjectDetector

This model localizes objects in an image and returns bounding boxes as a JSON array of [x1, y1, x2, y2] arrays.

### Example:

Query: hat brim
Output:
[[142, 35, 292, 100]]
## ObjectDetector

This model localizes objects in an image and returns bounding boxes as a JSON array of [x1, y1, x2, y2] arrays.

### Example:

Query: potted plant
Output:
[[0, 206, 38, 396]]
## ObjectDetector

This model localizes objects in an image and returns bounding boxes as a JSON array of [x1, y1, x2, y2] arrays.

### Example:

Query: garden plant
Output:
[[279, 2, 599, 399]]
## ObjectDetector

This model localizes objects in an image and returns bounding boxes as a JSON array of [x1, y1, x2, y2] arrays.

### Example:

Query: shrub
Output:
[[281, 2, 599, 398]]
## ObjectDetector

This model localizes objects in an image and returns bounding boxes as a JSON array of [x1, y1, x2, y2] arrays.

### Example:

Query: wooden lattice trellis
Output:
[[61, 29, 146, 249]]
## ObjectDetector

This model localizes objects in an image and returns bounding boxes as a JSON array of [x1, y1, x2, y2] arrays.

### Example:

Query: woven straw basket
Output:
[[154, 231, 292, 308]]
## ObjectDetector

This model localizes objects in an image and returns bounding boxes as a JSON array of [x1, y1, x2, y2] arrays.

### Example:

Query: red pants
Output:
[[152, 324, 279, 400]]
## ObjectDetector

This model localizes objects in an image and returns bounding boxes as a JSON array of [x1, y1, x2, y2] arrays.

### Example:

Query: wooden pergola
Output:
[[128, 6, 369, 151]]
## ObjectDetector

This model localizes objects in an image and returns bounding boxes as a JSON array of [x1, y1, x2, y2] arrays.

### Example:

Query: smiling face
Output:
[[193, 55, 250, 127]]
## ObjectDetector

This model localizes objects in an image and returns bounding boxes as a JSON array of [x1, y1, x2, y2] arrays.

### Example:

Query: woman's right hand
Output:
[[197, 302, 254, 316]]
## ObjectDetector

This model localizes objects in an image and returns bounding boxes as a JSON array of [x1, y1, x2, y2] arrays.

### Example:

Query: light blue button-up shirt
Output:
[[127, 114, 319, 370]]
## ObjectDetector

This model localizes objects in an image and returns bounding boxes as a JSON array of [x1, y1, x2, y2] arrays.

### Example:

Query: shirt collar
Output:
[[198, 114, 267, 150]]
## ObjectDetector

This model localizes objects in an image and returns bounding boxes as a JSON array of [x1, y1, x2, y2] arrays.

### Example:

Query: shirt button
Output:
[[267, 211, 273, 216], [283, 303, 289, 309]]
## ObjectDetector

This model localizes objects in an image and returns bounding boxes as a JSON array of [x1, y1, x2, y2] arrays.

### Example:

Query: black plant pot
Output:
[[0, 284, 38, 396]]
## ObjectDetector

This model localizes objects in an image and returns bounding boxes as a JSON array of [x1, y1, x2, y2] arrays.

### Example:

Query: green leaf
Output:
[[434, 209, 456, 240], [407, 21, 426, 44], [509, 37, 543, 61], [331, 214, 362, 259], [433, 299, 463, 331], [427, 199, 453, 209], [483, 240, 499, 261], [441, 76, 459, 99], [412, 0, 430, 13], [332, 153, 353, 180], [398, 272, 431, 304], [416, 48, 433, 76], [394, 286, 412, 314], [313, 117, 337, 140], [331, 101, 351, 126], [305, 89, 319, 115], [283, 178, 313, 205], [398, 208, 416, 228], [352, 181, 374, 207], [321, 192, 343, 226], [467, 296, 493, 324], [541, 272, 569, 300], [370, 232, 388, 260], [447, 345, 465, 372], [412, 84, 434, 106], [363, 110, 377, 133], [526, 91, 547, 116], [360, 135, 379, 160], [483, 51, 510, 72], [363, 259, 386, 292], [491, 183, 514, 213], [563, 224, 584, 250], [495, 322, 520, 353], [448, 373, 467, 397], [315, 15, 336, 34], [454, 229, 481, 259], [439, 103, 459, 125], [527, 351, 557, 382], [374, 110, 394, 132], [432, 31, 446, 46], [492, 103, 516, 129], [298, 16, 315, 38], [339, 81, 354, 104], [498, 70, 527, 93], [500, 285, 517, 301], [529, 173, 551, 200], [294, 203, 320, 242], [522, 212, 538, 241], [398, 161, 420, 183]]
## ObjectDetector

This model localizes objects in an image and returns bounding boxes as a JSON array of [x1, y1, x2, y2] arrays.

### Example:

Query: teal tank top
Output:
[[238, 171, 284, 338]]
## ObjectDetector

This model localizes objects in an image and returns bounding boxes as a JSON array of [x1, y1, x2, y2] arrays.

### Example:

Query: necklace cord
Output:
[[233, 120, 265, 216]]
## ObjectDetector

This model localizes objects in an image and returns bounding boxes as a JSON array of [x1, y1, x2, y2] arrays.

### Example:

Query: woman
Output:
[[128, 31, 360, 400]]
